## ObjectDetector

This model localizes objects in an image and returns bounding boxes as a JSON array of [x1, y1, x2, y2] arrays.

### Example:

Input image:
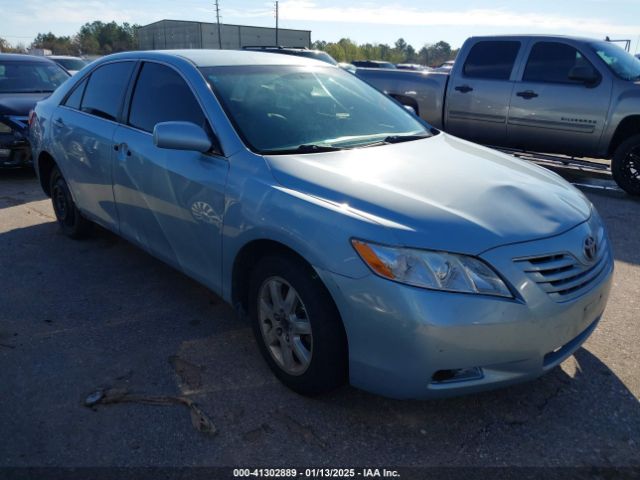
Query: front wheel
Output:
[[612, 134, 640, 196], [49, 166, 92, 238], [248, 254, 348, 396]]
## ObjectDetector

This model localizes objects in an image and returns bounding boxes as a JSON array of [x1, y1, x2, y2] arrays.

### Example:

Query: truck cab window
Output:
[[462, 41, 520, 80], [523, 42, 597, 84]]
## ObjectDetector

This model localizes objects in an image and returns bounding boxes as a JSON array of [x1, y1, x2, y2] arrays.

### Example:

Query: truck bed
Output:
[[355, 68, 449, 129]]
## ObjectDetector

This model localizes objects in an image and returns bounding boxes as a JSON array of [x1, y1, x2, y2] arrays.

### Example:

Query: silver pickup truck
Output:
[[356, 35, 640, 195]]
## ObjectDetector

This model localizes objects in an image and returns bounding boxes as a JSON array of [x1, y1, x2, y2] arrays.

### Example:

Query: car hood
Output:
[[0, 93, 50, 116], [264, 133, 591, 254]]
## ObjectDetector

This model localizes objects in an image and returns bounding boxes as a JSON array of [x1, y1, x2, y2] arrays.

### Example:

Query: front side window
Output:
[[81, 62, 135, 122], [462, 41, 521, 80], [200, 65, 430, 154], [0, 61, 68, 93], [589, 41, 640, 81], [128, 62, 205, 133], [523, 42, 597, 84]]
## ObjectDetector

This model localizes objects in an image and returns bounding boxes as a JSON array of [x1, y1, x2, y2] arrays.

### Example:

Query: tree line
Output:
[[1, 22, 457, 67], [312, 38, 458, 66], [0, 21, 139, 56]]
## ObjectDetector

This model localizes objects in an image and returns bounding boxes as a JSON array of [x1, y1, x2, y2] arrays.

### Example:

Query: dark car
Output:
[[241, 46, 338, 65], [396, 63, 429, 71], [351, 60, 397, 69], [0, 54, 69, 167], [47, 55, 88, 75]]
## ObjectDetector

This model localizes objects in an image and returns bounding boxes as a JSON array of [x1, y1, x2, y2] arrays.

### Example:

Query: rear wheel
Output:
[[248, 254, 348, 395], [612, 134, 640, 196], [49, 166, 92, 238]]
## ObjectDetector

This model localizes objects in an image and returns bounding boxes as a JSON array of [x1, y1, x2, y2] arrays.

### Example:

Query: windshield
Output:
[[53, 58, 87, 71], [200, 65, 431, 154], [589, 41, 640, 81], [0, 61, 69, 93]]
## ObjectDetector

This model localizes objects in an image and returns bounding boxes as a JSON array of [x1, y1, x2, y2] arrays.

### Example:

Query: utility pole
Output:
[[215, 0, 222, 49], [275, 1, 279, 46]]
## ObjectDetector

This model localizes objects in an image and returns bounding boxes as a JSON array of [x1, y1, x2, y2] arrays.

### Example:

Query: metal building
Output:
[[137, 20, 311, 50]]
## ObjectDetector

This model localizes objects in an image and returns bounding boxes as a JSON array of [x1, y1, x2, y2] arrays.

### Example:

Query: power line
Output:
[[214, 0, 222, 49], [275, 1, 279, 46]]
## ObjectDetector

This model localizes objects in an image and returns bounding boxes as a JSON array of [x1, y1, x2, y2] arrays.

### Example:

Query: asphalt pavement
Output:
[[0, 168, 639, 473]]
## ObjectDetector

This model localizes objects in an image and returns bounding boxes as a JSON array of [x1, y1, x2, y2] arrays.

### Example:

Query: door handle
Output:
[[114, 143, 131, 156], [455, 85, 473, 93], [516, 90, 539, 99], [52, 118, 64, 127]]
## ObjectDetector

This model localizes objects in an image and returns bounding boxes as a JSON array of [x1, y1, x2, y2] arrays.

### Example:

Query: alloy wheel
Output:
[[257, 276, 313, 376], [622, 147, 640, 183]]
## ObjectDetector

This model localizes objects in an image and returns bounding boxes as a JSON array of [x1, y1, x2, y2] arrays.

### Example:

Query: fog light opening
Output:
[[431, 367, 483, 384]]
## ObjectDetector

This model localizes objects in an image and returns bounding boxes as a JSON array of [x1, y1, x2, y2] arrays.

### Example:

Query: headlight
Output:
[[352, 239, 512, 297], [0, 122, 12, 134]]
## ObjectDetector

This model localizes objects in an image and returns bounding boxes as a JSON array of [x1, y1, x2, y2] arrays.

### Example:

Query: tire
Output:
[[248, 254, 348, 395], [612, 134, 640, 196], [49, 166, 92, 238]]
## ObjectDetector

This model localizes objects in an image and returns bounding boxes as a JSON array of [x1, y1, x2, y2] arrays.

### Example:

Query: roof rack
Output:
[[604, 36, 631, 52]]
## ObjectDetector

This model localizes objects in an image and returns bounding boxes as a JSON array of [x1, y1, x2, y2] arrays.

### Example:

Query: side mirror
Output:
[[153, 121, 212, 153], [568, 66, 600, 86]]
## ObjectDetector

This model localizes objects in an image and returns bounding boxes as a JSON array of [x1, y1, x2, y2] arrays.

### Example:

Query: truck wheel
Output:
[[248, 254, 348, 396], [49, 166, 92, 238], [612, 134, 640, 196]]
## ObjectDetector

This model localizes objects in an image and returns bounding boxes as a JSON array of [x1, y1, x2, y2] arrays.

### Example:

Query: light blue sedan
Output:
[[30, 50, 613, 399]]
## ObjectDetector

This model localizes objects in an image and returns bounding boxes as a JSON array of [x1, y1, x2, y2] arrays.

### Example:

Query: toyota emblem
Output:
[[583, 236, 598, 262]]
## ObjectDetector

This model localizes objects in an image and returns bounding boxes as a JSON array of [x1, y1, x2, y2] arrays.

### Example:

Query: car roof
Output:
[[0, 53, 58, 63], [468, 34, 604, 43], [48, 55, 84, 60], [92, 49, 332, 68]]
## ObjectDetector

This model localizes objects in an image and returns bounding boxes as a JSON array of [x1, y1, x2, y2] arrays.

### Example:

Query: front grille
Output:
[[515, 237, 610, 302]]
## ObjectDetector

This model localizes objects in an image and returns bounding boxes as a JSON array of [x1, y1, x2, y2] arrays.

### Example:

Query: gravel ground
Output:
[[0, 168, 639, 473]]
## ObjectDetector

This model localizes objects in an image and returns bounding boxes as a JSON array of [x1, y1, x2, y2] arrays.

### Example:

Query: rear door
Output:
[[112, 61, 229, 292], [445, 40, 522, 146], [51, 61, 136, 229], [507, 41, 612, 156]]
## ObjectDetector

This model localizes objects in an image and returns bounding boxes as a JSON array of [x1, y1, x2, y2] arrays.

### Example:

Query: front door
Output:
[[112, 61, 229, 292], [445, 40, 522, 146], [507, 41, 612, 156]]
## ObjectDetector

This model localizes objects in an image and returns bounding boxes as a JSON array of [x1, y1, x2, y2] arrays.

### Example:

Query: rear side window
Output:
[[81, 62, 135, 121], [128, 62, 205, 133], [463, 41, 521, 80], [63, 78, 87, 110], [523, 42, 596, 84]]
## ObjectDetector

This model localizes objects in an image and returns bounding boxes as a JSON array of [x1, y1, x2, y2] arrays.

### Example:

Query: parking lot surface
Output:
[[1, 169, 639, 469]]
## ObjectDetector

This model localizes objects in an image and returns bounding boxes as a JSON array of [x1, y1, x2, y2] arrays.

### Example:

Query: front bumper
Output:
[[319, 220, 614, 399], [0, 136, 31, 168], [0, 117, 32, 168]]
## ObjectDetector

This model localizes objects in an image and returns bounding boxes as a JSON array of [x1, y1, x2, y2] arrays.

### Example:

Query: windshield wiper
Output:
[[383, 133, 431, 144], [265, 144, 345, 155], [355, 133, 431, 149]]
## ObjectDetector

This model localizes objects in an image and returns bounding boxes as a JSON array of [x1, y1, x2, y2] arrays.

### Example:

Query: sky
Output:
[[1, 0, 639, 52]]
